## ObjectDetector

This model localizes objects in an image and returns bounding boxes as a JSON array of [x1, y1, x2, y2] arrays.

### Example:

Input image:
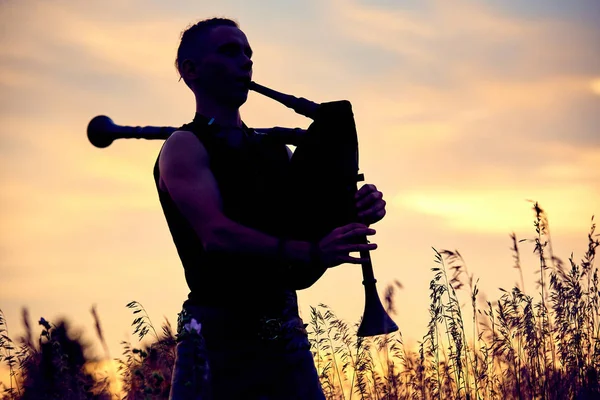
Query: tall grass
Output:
[[1, 202, 598, 399], [0, 310, 112, 399]]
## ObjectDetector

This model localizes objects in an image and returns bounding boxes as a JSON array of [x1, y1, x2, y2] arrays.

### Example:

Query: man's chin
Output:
[[225, 92, 249, 108]]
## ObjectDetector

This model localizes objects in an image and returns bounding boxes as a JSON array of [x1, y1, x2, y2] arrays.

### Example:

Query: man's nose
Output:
[[242, 57, 253, 71]]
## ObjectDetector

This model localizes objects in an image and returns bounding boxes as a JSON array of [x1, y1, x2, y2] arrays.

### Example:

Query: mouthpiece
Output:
[[248, 81, 319, 119]]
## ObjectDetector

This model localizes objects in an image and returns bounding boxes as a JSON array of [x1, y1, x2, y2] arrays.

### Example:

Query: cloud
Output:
[[324, 0, 600, 154], [309, 0, 600, 237], [592, 78, 600, 96], [393, 184, 598, 234], [331, 0, 599, 76]]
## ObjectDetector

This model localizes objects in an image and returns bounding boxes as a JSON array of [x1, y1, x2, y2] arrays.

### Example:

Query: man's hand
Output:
[[355, 184, 386, 226], [318, 223, 377, 268]]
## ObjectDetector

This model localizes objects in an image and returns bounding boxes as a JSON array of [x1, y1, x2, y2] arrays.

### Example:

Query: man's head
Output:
[[175, 18, 253, 109]]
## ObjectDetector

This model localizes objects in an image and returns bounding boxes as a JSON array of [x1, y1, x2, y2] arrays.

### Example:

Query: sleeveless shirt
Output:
[[153, 113, 293, 314]]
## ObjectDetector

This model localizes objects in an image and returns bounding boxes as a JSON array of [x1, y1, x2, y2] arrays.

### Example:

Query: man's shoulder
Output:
[[167, 120, 221, 148], [160, 130, 212, 167], [155, 130, 212, 192], [166, 129, 196, 142]]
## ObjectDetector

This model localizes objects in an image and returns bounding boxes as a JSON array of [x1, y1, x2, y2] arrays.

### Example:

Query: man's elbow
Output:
[[198, 220, 234, 254]]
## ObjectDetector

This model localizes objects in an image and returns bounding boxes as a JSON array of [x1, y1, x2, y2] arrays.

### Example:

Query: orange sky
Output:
[[1, 0, 599, 378]]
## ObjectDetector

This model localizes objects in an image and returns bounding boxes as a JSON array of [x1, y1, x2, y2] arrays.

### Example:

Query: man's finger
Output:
[[343, 227, 376, 237], [361, 191, 383, 204], [338, 243, 377, 252], [358, 201, 386, 217], [356, 192, 383, 210], [354, 183, 377, 199], [354, 185, 368, 199], [339, 223, 370, 234], [338, 255, 372, 265]]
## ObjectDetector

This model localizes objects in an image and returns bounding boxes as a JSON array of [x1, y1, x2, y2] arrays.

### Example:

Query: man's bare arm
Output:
[[159, 130, 312, 265]]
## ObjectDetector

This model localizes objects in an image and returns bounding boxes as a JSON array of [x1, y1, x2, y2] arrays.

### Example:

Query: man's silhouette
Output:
[[154, 17, 387, 399]]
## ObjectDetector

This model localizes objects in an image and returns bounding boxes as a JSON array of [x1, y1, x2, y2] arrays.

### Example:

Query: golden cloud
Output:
[[393, 183, 598, 234], [591, 78, 600, 96]]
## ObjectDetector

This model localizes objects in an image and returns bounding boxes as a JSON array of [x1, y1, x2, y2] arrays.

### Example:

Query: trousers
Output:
[[168, 301, 326, 400]]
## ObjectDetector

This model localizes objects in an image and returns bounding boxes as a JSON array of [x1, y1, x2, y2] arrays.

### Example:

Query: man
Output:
[[154, 17, 387, 399]]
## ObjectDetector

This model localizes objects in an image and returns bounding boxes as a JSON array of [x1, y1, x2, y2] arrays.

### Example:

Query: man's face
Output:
[[192, 25, 254, 108]]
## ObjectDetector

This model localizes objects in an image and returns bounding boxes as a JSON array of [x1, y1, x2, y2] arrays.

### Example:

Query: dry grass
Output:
[[1, 201, 598, 399]]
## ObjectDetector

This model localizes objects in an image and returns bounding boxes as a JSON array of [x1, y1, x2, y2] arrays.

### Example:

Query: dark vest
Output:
[[153, 114, 293, 313]]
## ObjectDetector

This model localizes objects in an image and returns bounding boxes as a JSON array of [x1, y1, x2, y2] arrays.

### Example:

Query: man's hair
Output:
[[175, 17, 240, 82]]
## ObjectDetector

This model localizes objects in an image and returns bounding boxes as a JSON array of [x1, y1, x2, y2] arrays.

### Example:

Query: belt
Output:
[[176, 306, 306, 343]]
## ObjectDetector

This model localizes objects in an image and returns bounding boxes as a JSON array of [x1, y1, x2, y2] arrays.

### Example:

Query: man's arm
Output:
[[159, 130, 312, 266]]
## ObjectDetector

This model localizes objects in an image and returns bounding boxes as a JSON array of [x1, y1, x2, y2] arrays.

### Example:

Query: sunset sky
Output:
[[1, 0, 599, 377]]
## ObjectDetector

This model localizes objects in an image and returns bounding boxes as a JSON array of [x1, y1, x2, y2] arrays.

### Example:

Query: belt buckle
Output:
[[258, 317, 282, 341]]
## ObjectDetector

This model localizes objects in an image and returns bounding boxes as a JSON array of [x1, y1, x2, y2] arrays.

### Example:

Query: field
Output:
[[1, 202, 599, 399]]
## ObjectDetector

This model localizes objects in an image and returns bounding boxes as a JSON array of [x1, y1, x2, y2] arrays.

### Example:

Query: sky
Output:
[[1, 0, 599, 380]]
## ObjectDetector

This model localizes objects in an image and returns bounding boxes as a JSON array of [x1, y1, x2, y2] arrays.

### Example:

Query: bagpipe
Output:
[[87, 81, 398, 337]]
